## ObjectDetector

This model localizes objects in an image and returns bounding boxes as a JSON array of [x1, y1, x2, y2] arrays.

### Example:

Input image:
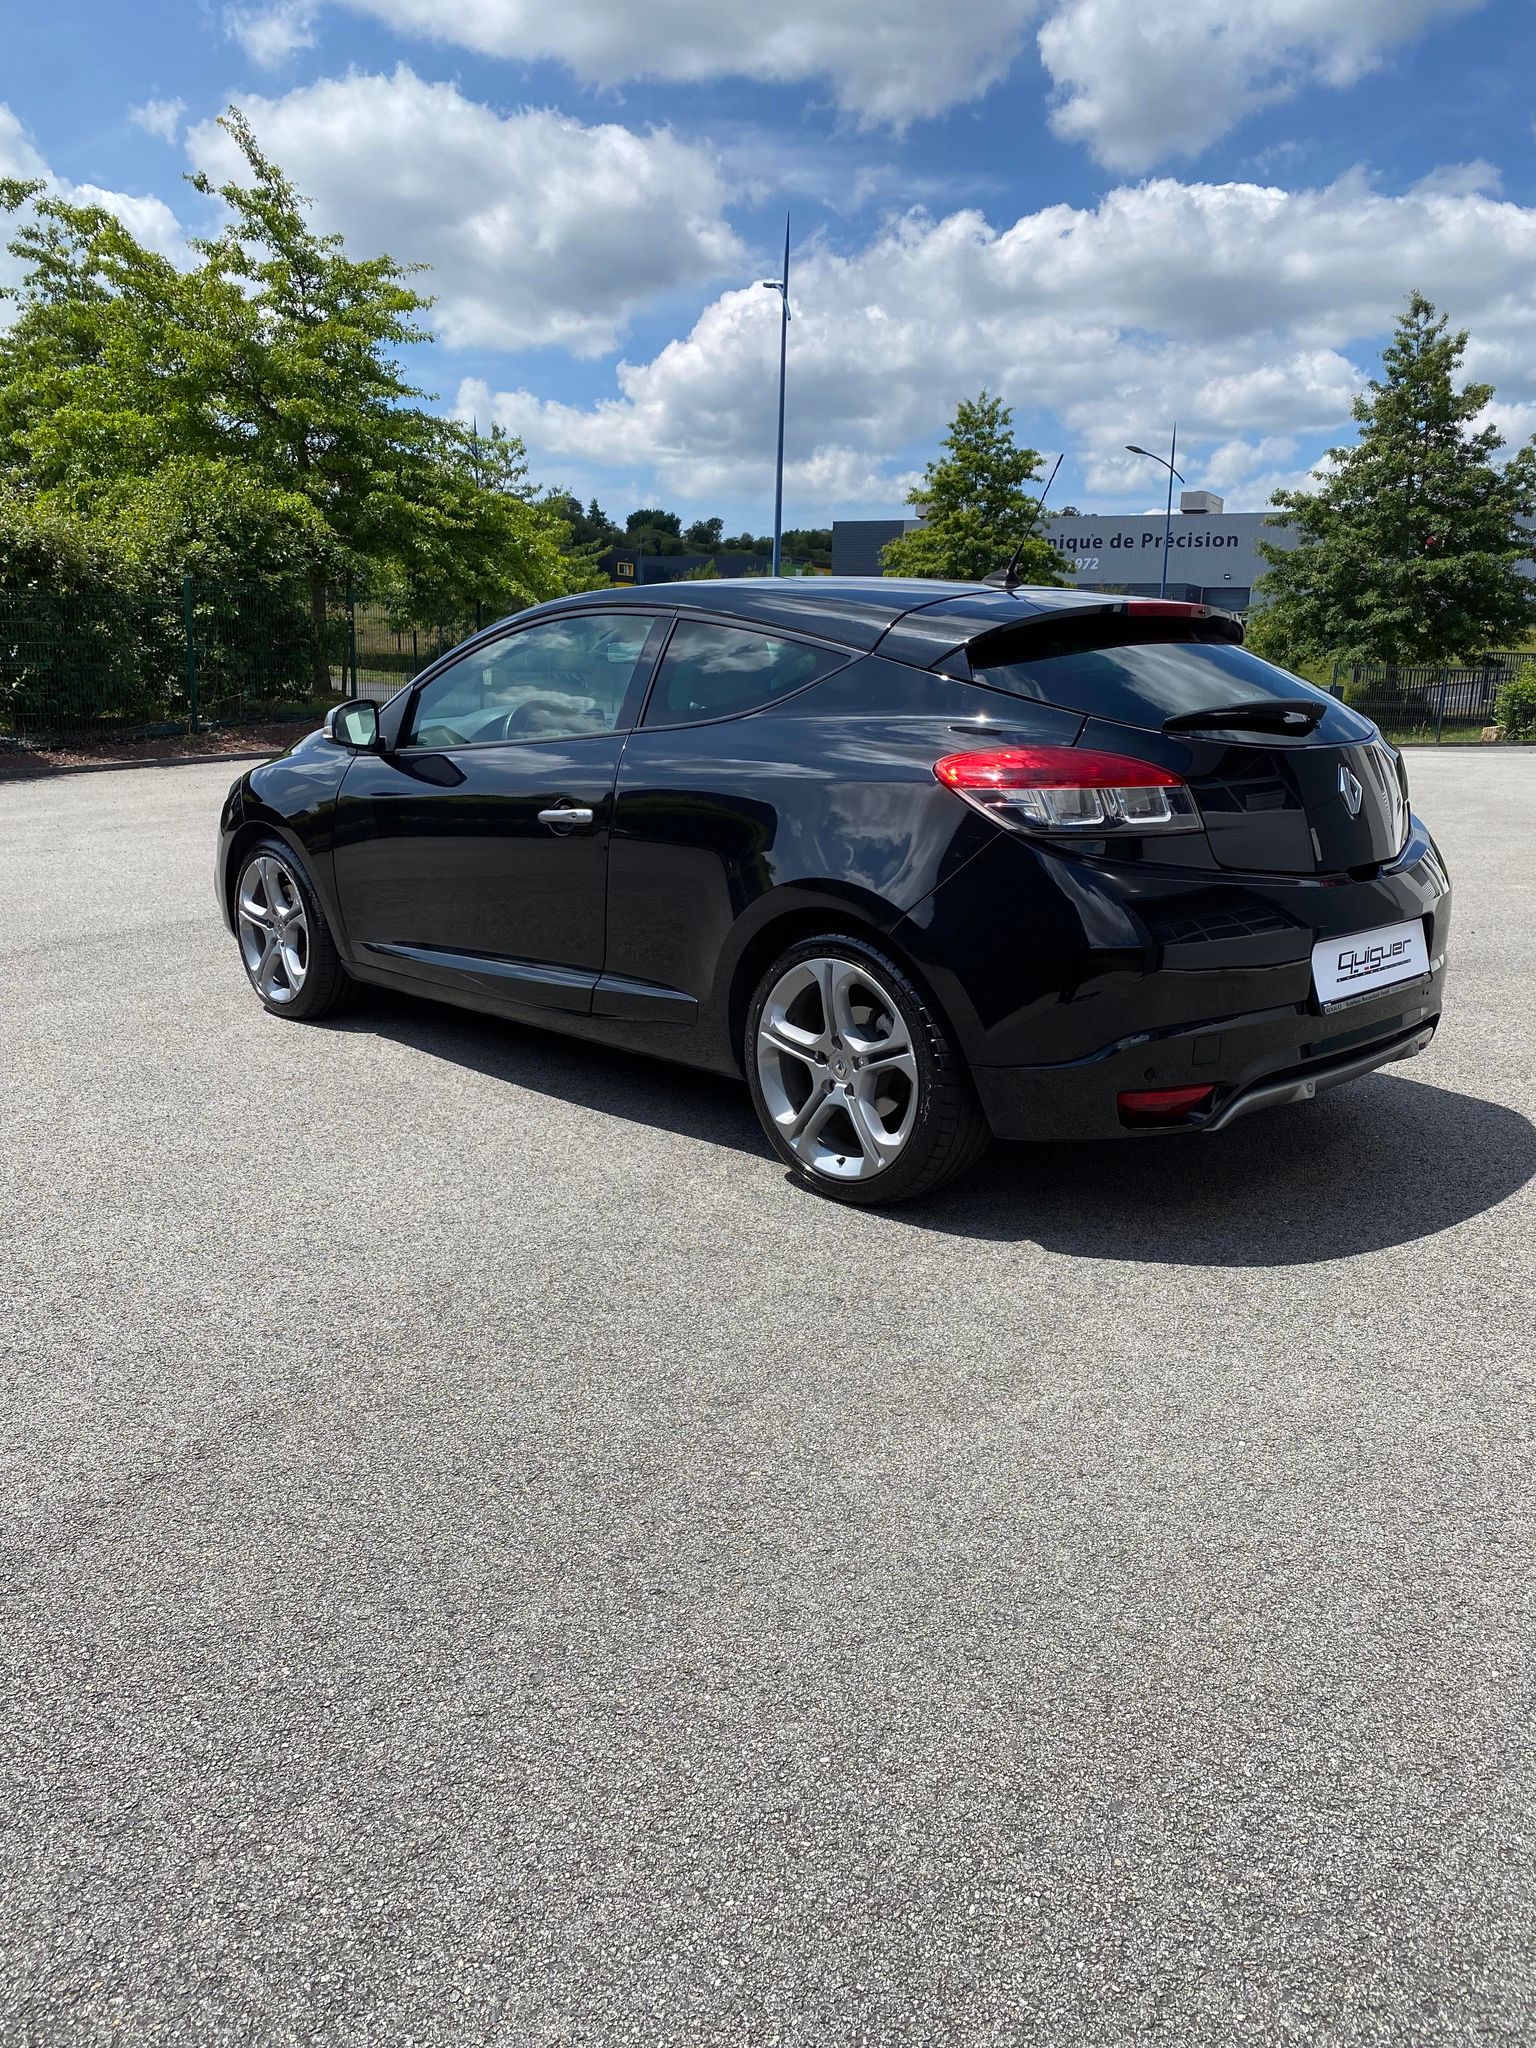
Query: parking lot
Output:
[[2, 749, 1533, 2045]]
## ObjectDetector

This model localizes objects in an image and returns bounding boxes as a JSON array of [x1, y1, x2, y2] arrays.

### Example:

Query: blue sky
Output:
[[4, 0, 1535, 534]]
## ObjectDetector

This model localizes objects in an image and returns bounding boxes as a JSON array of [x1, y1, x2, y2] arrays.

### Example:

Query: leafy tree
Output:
[[0, 493, 148, 730], [0, 110, 580, 680], [1494, 663, 1536, 741], [624, 506, 685, 555], [684, 515, 724, 550], [1257, 293, 1536, 664], [781, 526, 832, 566], [402, 422, 590, 623], [881, 391, 1068, 584], [553, 496, 621, 549]]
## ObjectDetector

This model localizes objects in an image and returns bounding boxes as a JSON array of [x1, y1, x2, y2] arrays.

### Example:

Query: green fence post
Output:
[[182, 575, 198, 733], [346, 583, 358, 699], [1435, 669, 1447, 744]]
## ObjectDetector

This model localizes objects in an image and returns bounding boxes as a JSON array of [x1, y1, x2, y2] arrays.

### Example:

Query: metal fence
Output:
[[0, 578, 485, 752], [1343, 656, 1530, 743]]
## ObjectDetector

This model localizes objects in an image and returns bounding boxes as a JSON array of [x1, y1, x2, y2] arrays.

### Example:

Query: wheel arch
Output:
[[721, 889, 959, 1075], [221, 816, 330, 935]]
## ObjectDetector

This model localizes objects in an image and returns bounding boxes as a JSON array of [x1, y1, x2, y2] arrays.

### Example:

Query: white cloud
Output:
[[319, 0, 1042, 126], [465, 171, 1536, 516], [1474, 398, 1536, 452], [1407, 160, 1503, 199], [128, 97, 188, 143], [225, 0, 317, 67], [221, 0, 1481, 158], [0, 103, 48, 183], [186, 68, 744, 356], [1039, 0, 1486, 170]]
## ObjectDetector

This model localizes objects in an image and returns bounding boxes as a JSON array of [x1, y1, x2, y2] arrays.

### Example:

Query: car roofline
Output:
[[466, 580, 1245, 668]]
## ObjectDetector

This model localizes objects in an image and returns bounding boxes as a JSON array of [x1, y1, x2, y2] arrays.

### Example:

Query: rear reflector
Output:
[[934, 745, 1201, 836], [1117, 1084, 1214, 1127]]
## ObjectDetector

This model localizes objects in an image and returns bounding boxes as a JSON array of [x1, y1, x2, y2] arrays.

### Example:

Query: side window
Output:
[[406, 613, 658, 749], [641, 619, 847, 728]]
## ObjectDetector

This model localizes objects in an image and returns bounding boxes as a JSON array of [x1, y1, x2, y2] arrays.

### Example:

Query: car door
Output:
[[605, 617, 859, 1013], [332, 609, 669, 1012]]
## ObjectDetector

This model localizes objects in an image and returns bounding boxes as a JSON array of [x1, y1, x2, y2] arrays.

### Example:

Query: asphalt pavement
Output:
[[2, 750, 1534, 2046]]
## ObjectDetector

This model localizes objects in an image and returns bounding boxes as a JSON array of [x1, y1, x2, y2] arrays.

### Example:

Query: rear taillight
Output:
[[934, 745, 1201, 836]]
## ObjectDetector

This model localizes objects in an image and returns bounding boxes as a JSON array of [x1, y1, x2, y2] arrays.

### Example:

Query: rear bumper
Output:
[[970, 968, 1444, 1141], [893, 816, 1451, 1142], [1201, 1017, 1436, 1131]]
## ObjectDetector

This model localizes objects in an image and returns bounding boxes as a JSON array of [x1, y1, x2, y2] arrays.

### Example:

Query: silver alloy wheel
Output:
[[237, 852, 310, 1005], [755, 955, 920, 1181]]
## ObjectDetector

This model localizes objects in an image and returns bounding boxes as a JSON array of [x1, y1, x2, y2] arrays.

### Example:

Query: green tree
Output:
[[627, 507, 680, 535], [552, 496, 621, 549], [624, 507, 685, 556], [1257, 293, 1536, 664], [403, 422, 587, 623], [1494, 663, 1536, 741], [781, 526, 832, 567], [0, 110, 579, 676], [881, 391, 1067, 584], [684, 515, 724, 550]]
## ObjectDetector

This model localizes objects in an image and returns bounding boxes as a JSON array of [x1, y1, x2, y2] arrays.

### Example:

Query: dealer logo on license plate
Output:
[[1312, 917, 1430, 1010]]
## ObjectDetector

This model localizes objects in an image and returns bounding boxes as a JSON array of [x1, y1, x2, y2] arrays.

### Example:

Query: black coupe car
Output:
[[217, 578, 1449, 1203]]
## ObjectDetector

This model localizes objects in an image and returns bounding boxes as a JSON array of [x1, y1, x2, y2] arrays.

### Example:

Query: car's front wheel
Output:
[[234, 838, 352, 1020], [745, 934, 989, 1204]]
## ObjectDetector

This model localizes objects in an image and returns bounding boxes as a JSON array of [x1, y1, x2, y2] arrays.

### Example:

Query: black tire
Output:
[[232, 835, 353, 1022], [744, 932, 990, 1205]]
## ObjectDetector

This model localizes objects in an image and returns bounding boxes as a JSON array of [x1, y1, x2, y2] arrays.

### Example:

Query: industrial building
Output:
[[831, 494, 1296, 609]]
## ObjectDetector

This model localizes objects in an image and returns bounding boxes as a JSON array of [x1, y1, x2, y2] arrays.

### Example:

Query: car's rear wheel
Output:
[[745, 934, 989, 1204], [234, 838, 352, 1020]]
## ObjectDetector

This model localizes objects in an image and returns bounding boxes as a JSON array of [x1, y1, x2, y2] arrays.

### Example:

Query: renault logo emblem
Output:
[[1339, 765, 1364, 817]]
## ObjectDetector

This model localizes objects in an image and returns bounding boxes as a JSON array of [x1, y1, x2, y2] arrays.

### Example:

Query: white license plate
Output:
[[1312, 918, 1429, 1010]]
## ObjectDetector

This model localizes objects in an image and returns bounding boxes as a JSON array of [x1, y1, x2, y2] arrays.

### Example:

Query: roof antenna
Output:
[[985, 451, 1064, 591]]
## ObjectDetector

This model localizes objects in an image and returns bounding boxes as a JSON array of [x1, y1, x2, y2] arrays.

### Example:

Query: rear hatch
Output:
[[959, 611, 1409, 876]]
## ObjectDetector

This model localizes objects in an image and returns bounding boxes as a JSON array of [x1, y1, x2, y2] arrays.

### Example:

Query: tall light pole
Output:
[[760, 215, 791, 578], [1126, 427, 1184, 597]]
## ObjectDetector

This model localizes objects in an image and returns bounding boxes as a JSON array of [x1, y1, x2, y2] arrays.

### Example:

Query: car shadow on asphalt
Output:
[[346, 985, 774, 1157], [347, 988, 1535, 1268], [934, 1075, 1536, 1265]]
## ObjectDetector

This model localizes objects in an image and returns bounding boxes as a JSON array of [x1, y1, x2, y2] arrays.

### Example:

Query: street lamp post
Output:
[[760, 215, 791, 578], [1125, 427, 1185, 598]]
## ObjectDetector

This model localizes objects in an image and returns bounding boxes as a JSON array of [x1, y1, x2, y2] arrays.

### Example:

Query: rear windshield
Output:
[[970, 623, 1333, 728]]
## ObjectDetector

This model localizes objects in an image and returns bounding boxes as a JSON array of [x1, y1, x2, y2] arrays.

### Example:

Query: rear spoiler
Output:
[[879, 597, 1245, 679]]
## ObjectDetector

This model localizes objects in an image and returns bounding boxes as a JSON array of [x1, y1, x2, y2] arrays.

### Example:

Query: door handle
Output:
[[537, 805, 595, 831]]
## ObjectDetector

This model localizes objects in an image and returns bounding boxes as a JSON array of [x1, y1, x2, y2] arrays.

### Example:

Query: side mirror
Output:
[[325, 699, 381, 750]]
